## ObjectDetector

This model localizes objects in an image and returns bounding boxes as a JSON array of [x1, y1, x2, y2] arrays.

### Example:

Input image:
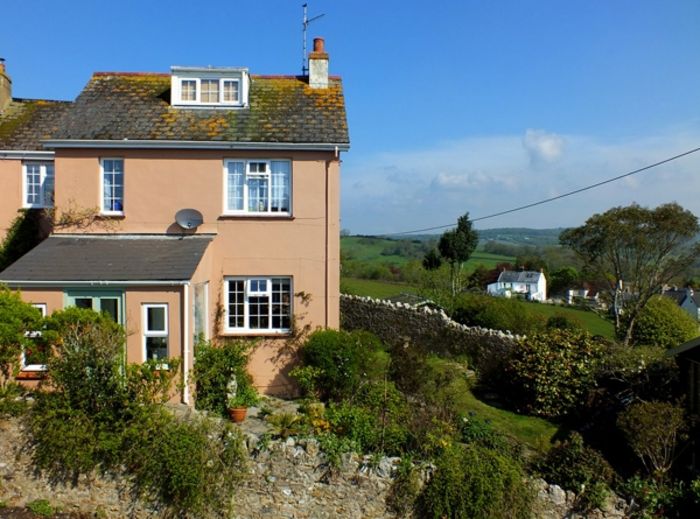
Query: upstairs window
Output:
[[23, 162, 54, 208], [101, 158, 124, 215], [171, 67, 249, 107], [224, 159, 291, 215]]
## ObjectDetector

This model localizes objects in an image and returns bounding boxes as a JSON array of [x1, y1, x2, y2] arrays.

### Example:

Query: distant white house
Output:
[[662, 286, 700, 321], [487, 270, 547, 302]]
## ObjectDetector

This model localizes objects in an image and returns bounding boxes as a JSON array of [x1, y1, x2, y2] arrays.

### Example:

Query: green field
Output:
[[341, 278, 417, 299], [519, 301, 615, 338]]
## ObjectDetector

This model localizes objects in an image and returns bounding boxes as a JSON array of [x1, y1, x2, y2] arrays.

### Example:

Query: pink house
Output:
[[0, 39, 349, 401]]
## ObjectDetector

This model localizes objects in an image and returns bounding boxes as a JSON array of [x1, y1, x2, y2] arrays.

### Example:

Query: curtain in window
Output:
[[270, 161, 290, 212], [227, 162, 244, 211]]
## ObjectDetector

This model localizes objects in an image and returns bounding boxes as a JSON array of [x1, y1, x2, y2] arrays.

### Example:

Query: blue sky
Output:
[[3, 0, 700, 234]]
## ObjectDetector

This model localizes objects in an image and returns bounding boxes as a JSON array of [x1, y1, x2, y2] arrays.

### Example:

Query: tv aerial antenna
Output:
[[302, 3, 325, 75]]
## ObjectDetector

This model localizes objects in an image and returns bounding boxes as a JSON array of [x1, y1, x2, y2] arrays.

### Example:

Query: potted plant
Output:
[[226, 372, 258, 423]]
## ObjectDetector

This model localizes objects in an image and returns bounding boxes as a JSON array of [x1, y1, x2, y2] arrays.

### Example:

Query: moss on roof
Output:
[[0, 99, 72, 150], [53, 72, 349, 144]]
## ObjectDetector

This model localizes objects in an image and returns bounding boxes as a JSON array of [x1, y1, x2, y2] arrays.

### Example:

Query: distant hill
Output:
[[382, 228, 565, 248]]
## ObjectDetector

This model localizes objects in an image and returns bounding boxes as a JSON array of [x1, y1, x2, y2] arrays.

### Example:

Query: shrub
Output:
[[299, 329, 388, 401], [621, 476, 685, 519], [452, 293, 546, 335], [628, 295, 699, 349], [0, 382, 28, 417], [504, 329, 604, 417], [387, 456, 421, 516], [617, 400, 686, 480], [416, 443, 533, 519], [0, 287, 43, 387], [26, 499, 54, 517], [535, 432, 616, 511], [459, 413, 518, 458], [193, 338, 257, 416], [546, 313, 584, 332]]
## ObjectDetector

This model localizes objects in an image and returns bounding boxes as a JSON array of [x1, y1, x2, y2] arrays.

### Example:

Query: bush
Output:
[[535, 432, 616, 511], [628, 295, 699, 349], [28, 309, 248, 517], [0, 382, 28, 417], [417, 443, 533, 519], [621, 476, 685, 519], [298, 329, 388, 401], [387, 456, 421, 516], [504, 329, 604, 418], [617, 400, 686, 479], [0, 287, 43, 387], [193, 339, 257, 416], [459, 413, 518, 458], [452, 293, 546, 335]]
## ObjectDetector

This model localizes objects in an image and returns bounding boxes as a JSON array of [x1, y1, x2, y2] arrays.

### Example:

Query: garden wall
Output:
[[340, 295, 521, 376]]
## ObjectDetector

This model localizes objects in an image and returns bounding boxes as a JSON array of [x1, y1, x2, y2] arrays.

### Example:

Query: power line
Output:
[[390, 146, 700, 235]]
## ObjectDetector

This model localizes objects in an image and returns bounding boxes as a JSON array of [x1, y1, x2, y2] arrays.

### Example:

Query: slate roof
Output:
[[50, 72, 349, 145], [0, 98, 72, 150], [0, 235, 213, 282], [496, 270, 543, 284]]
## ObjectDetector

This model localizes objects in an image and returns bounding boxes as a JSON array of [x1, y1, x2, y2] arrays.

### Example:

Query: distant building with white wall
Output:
[[487, 270, 547, 302]]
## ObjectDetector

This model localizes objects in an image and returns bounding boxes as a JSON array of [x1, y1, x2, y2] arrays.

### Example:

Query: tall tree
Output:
[[560, 203, 700, 345], [437, 213, 479, 296]]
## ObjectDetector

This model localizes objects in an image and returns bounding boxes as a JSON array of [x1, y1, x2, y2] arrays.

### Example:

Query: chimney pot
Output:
[[313, 37, 325, 53]]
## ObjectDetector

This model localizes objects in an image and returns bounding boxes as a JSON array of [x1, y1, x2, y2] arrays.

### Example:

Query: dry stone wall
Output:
[[340, 294, 521, 376]]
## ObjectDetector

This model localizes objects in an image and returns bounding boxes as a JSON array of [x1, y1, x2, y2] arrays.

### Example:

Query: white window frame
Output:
[[22, 303, 47, 372], [224, 277, 293, 334], [223, 159, 292, 216], [100, 158, 124, 216], [175, 77, 243, 106], [22, 162, 54, 208], [142, 303, 169, 366]]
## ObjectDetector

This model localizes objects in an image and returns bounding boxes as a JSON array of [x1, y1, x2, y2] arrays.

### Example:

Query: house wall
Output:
[[51, 148, 341, 396], [0, 159, 23, 240]]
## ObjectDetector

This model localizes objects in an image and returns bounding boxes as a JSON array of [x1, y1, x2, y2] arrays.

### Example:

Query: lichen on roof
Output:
[[52, 72, 349, 145], [0, 99, 72, 150]]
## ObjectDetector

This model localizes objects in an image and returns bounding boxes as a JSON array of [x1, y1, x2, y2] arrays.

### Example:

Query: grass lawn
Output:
[[518, 301, 615, 339], [340, 277, 417, 299], [427, 357, 559, 453]]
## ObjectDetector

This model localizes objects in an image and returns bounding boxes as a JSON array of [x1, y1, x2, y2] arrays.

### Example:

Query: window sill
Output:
[[16, 370, 47, 380], [218, 215, 294, 221], [220, 331, 292, 338]]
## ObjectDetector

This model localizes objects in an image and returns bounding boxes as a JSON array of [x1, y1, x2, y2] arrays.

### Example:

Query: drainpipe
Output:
[[324, 160, 330, 328], [183, 282, 191, 405]]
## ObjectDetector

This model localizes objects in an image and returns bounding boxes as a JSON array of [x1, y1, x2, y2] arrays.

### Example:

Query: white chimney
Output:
[[308, 37, 329, 89]]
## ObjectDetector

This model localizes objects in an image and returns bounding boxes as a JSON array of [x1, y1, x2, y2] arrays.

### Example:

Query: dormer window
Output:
[[171, 66, 249, 108]]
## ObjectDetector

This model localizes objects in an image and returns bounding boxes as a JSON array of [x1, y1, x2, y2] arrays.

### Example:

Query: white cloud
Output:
[[341, 129, 700, 235], [523, 129, 565, 164]]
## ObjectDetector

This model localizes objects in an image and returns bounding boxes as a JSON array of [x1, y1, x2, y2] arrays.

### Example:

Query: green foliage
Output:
[[452, 292, 546, 335], [267, 412, 304, 439], [617, 400, 686, 479], [437, 213, 479, 296], [298, 329, 388, 401], [288, 365, 323, 398], [628, 295, 699, 348], [0, 382, 28, 417], [549, 266, 581, 295], [125, 408, 246, 517], [26, 499, 54, 517], [560, 203, 700, 345], [28, 310, 247, 517], [0, 287, 43, 387], [417, 443, 533, 519], [422, 249, 442, 271], [387, 456, 421, 516], [459, 413, 517, 457], [535, 432, 615, 511], [0, 209, 50, 271], [546, 313, 584, 332], [621, 476, 685, 519], [505, 329, 604, 417], [193, 339, 257, 416]]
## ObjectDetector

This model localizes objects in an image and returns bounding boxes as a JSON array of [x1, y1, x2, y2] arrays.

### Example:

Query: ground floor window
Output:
[[65, 290, 123, 324], [225, 277, 292, 333], [22, 303, 48, 371], [143, 303, 169, 363]]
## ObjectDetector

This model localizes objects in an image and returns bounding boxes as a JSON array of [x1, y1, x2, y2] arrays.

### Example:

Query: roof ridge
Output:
[[93, 71, 170, 78], [10, 97, 72, 104]]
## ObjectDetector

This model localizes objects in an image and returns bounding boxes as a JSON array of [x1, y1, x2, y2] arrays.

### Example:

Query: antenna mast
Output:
[[302, 3, 325, 75]]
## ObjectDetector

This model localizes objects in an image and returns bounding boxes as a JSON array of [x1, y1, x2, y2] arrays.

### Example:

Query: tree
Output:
[[422, 249, 442, 271], [628, 295, 699, 349], [437, 213, 479, 296], [617, 400, 686, 480], [560, 203, 700, 345]]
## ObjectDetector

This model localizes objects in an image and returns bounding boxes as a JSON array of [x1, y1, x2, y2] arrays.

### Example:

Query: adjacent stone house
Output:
[[0, 38, 349, 402], [486, 269, 547, 302]]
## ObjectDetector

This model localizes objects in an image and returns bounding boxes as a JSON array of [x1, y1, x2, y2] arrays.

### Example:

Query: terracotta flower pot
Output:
[[228, 407, 247, 423]]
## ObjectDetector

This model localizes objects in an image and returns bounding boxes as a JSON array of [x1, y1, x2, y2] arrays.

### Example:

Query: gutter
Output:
[[0, 150, 55, 160], [42, 139, 350, 152], [0, 280, 191, 288]]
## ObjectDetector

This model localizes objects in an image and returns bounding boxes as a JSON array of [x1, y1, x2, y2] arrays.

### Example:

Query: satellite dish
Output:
[[175, 208, 204, 230]]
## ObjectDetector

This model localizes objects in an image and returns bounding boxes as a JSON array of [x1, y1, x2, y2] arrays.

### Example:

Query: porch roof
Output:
[[0, 234, 213, 283]]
